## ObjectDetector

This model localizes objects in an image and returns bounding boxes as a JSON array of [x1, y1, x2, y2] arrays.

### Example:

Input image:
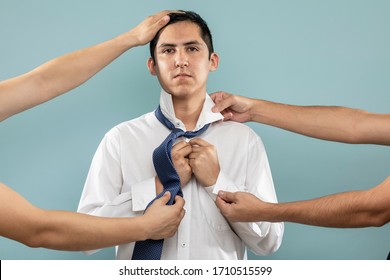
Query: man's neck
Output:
[[172, 94, 205, 131]]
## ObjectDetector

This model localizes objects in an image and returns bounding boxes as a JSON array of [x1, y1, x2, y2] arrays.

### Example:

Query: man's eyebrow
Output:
[[183, 40, 202, 46], [158, 43, 176, 49], [158, 40, 203, 49]]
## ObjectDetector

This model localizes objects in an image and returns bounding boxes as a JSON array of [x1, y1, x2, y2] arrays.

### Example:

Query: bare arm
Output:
[[0, 10, 176, 122], [0, 182, 184, 251], [250, 100, 390, 145], [210, 91, 390, 145], [217, 176, 390, 228]]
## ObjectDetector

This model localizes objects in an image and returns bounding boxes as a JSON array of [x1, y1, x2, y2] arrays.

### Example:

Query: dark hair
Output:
[[149, 11, 214, 62]]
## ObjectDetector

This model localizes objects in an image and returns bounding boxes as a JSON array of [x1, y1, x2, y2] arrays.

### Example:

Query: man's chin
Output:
[[163, 87, 192, 98]]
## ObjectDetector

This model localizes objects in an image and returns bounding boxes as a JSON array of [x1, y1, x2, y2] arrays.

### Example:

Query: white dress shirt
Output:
[[78, 89, 284, 260]]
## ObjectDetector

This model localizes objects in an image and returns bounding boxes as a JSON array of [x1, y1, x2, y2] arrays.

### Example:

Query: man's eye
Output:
[[163, 49, 174, 54], [188, 47, 198, 52]]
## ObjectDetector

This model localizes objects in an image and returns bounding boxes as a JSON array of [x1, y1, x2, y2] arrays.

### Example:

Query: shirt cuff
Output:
[[204, 171, 241, 202], [131, 177, 157, 212]]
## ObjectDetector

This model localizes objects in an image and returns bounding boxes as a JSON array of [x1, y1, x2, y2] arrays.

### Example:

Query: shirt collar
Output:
[[159, 89, 224, 132]]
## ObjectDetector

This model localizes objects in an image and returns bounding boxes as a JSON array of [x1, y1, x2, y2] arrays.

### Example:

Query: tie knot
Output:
[[155, 105, 210, 139], [172, 127, 184, 134]]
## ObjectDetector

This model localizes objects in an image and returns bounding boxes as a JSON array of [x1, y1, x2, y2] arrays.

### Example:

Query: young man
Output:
[[0, 10, 184, 251], [78, 11, 283, 260], [210, 91, 390, 229]]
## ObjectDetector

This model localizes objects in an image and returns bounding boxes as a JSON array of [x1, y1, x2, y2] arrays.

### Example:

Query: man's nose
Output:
[[175, 50, 189, 68]]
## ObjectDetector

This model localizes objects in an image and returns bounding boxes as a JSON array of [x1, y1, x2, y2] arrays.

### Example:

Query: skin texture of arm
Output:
[[0, 182, 184, 251], [0, 10, 175, 122], [217, 177, 390, 228], [210, 91, 390, 145]]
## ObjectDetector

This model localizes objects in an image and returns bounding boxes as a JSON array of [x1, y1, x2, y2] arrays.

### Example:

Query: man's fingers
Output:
[[217, 190, 236, 203], [210, 91, 233, 113], [173, 196, 186, 220], [216, 196, 231, 217], [173, 195, 185, 208], [209, 91, 222, 102], [172, 141, 192, 157], [221, 111, 234, 121], [148, 10, 183, 33], [210, 91, 235, 121], [172, 141, 190, 150], [189, 137, 209, 147], [154, 10, 174, 25], [154, 10, 186, 27], [156, 15, 170, 27], [188, 151, 199, 159], [158, 191, 171, 204], [216, 195, 226, 207]]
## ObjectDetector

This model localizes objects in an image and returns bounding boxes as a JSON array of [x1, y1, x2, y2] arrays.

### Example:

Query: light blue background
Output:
[[0, 0, 389, 260]]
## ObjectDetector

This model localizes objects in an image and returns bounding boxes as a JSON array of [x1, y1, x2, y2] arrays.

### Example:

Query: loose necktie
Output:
[[131, 105, 210, 260]]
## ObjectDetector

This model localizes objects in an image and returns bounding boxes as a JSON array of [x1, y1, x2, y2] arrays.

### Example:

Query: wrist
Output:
[[115, 30, 141, 50], [136, 215, 151, 241], [249, 98, 265, 123], [256, 201, 280, 223]]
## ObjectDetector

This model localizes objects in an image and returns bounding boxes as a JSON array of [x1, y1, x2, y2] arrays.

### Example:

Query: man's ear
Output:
[[209, 52, 219, 72], [147, 57, 157, 76]]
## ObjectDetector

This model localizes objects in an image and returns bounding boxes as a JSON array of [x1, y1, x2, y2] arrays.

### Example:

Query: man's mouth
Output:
[[174, 73, 192, 78]]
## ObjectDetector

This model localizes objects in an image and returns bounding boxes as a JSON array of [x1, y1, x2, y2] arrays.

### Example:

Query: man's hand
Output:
[[129, 10, 182, 47], [210, 91, 254, 123], [216, 191, 267, 222], [172, 141, 193, 187], [144, 192, 185, 240], [188, 138, 220, 187]]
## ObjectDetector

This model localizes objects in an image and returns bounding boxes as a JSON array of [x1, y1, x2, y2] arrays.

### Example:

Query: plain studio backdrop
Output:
[[0, 0, 389, 260]]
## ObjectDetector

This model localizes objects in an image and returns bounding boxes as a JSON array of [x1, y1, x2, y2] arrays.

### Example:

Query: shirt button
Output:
[[181, 242, 187, 248]]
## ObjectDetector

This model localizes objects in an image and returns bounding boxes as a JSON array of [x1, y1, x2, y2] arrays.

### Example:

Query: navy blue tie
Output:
[[131, 106, 209, 260]]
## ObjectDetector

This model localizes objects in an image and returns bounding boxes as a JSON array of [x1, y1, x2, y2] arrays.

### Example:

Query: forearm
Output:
[[33, 31, 138, 98], [28, 210, 148, 251], [0, 183, 147, 251], [0, 31, 138, 122], [251, 100, 390, 145], [43, 194, 184, 251], [263, 188, 389, 228]]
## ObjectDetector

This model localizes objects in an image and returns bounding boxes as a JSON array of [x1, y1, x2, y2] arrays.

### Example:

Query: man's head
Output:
[[149, 11, 214, 62], [147, 11, 219, 101]]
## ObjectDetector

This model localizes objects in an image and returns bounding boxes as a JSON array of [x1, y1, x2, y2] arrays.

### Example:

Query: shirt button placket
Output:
[[177, 206, 190, 259]]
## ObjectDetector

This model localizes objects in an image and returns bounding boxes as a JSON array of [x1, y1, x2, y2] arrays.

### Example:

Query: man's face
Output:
[[148, 21, 218, 100]]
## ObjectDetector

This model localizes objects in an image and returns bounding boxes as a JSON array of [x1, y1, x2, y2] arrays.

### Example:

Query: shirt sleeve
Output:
[[78, 129, 129, 216], [207, 130, 284, 256], [77, 128, 156, 254]]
